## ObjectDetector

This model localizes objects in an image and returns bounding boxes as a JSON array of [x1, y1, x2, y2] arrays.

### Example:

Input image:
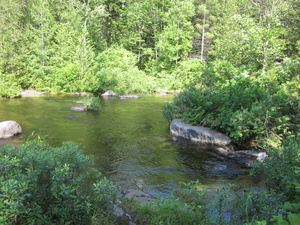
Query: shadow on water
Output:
[[0, 94, 256, 197]]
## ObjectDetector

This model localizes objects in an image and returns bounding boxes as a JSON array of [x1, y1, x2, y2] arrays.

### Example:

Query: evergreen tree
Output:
[[24, 0, 57, 90], [209, 0, 286, 71], [0, 0, 27, 96]]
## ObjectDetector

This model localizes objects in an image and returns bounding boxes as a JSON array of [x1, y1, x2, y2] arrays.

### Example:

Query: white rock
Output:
[[102, 90, 116, 97], [0, 121, 22, 139]]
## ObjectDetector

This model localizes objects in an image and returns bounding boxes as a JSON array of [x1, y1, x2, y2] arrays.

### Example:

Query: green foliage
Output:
[[137, 197, 202, 225], [93, 46, 157, 94], [163, 59, 300, 149], [209, 1, 287, 72], [249, 138, 300, 224], [124, 179, 290, 224], [128, 181, 205, 225], [252, 138, 300, 200], [0, 141, 120, 224], [1, 0, 300, 96], [76, 96, 101, 111], [0, 73, 22, 98], [271, 213, 300, 225], [169, 58, 204, 90]]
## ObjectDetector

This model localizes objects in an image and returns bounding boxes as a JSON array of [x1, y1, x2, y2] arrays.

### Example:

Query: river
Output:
[[0, 93, 255, 196]]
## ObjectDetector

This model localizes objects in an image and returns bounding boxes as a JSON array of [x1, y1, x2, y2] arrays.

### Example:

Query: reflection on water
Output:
[[0, 94, 254, 196]]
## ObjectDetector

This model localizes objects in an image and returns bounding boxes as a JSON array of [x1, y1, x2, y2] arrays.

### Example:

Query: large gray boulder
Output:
[[170, 119, 232, 152], [0, 121, 22, 139]]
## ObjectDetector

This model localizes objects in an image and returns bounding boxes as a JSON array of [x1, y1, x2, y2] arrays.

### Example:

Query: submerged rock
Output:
[[119, 94, 142, 100], [228, 150, 268, 168], [74, 92, 89, 96], [70, 106, 86, 112], [170, 119, 233, 153], [125, 189, 153, 204], [0, 121, 22, 139]]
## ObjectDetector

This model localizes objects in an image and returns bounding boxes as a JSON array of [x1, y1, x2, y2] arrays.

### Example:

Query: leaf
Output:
[[288, 213, 300, 225]]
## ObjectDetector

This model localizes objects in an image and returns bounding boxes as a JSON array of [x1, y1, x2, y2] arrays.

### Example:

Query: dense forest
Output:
[[1, 0, 299, 96]]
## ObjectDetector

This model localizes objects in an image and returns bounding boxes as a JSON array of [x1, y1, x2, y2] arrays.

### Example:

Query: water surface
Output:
[[0, 94, 254, 196]]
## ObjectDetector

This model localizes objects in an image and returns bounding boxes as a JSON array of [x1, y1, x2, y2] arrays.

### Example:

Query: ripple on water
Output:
[[0, 94, 256, 196]]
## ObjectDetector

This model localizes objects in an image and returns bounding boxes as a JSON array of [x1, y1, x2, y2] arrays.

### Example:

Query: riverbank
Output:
[[1, 134, 299, 224]]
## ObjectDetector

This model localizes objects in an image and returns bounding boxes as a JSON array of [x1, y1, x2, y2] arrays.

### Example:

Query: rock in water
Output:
[[70, 106, 86, 112], [0, 121, 22, 139], [102, 90, 116, 97], [119, 94, 142, 99], [170, 119, 232, 152]]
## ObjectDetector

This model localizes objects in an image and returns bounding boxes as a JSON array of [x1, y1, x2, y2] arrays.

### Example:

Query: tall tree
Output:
[[25, 0, 57, 89], [155, 0, 195, 67], [249, 0, 287, 71], [101, 0, 126, 46], [0, 0, 26, 96], [122, 0, 195, 72], [209, 0, 286, 71], [192, 0, 213, 62], [280, 0, 300, 58], [87, 0, 107, 52], [0, 0, 28, 80]]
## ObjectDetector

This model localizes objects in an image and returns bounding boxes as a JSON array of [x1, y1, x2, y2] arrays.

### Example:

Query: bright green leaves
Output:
[[0, 0, 28, 97], [25, 0, 57, 89], [209, 0, 287, 72], [210, 13, 286, 71], [93, 46, 157, 93], [119, 0, 195, 73], [76, 96, 101, 111], [155, 0, 195, 69], [0, 0, 299, 96]]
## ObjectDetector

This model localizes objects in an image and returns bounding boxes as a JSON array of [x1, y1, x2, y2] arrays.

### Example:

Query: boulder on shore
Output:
[[0, 121, 22, 139], [170, 119, 232, 152], [20, 90, 47, 97], [102, 90, 116, 97]]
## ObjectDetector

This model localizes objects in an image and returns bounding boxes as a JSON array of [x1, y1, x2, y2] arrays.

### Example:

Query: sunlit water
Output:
[[0, 94, 255, 196]]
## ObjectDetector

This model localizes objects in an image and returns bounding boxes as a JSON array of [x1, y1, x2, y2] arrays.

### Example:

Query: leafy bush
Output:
[[0, 72, 22, 98], [76, 95, 101, 111], [46, 64, 80, 92], [168, 58, 204, 90], [122, 179, 287, 224], [125, 181, 205, 225], [163, 60, 300, 149], [252, 138, 300, 200], [93, 46, 157, 94], [0, 141, 120, 224], [249, 138, 300, 224]]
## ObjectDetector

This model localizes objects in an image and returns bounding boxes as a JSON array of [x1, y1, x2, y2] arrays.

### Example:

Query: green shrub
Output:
[[46, 64, 80, 92], [128, 181, 205, 225], [0, 141, 120, 224], [93, 46, 157, 94], [76, 96, 101, 111], [0, 72, 22, 98], [169, 58, 204, 90], [163, 60, 300, 150], [252, 138, 300, 200]]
